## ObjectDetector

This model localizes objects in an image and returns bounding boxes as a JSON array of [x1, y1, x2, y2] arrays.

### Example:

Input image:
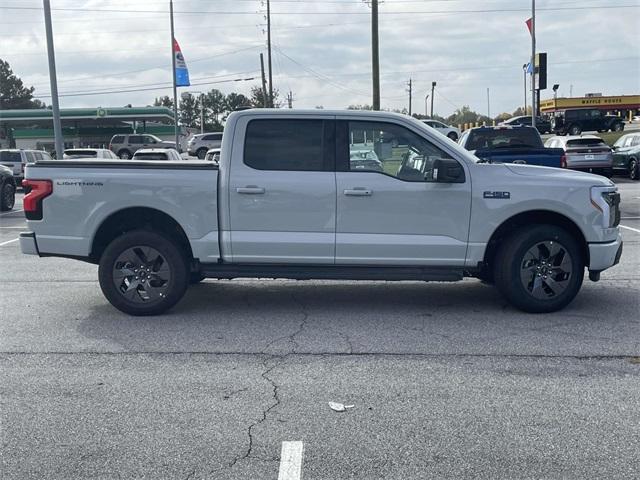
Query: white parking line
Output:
[[0, 209, 23, 217], [0, 238, 19, 247], [620, 225, 640, 234], [278, 441, 304, 480]]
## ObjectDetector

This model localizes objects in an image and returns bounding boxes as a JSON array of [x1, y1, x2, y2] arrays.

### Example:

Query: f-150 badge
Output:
[[483, 191, 510, 199]]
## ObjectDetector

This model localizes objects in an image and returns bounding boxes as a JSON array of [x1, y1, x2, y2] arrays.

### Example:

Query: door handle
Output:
[[236, 186, 265, 194], [344, 188, 372, 196]]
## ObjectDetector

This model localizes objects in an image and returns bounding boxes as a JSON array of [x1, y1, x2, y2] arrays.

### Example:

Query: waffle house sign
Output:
[[540, 95, 640, 113]]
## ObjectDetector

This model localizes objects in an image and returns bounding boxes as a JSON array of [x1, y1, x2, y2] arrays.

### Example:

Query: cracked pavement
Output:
[[1, 182, 639, 479]]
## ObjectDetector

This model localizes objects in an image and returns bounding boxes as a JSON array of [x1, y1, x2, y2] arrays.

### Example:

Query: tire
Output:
[[447, 132, 458, 142], [98, 230, 189, 315], [569, 125, 581, 136], [0, 181, 15, 211], [494, 225, 584, 313], [630, 158, 639, 181], [196, 148, 208, 160], [190, 272, 206, 284], [118, 149, 132, 160], [612, 123, 624, 132]]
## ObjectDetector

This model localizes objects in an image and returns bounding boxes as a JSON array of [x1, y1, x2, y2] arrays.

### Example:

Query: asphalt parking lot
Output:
[[1, 180, 639, 479]]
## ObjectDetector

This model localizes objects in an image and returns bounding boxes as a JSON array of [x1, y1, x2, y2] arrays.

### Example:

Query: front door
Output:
[[228, 117, 336, 263], [335, 120, 471, 266]]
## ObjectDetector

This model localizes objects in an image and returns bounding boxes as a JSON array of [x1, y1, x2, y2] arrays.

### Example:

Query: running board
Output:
[[199, 263, 464, 282]]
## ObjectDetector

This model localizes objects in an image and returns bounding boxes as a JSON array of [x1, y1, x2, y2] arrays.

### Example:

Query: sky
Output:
[[1, 0, 639, 118]]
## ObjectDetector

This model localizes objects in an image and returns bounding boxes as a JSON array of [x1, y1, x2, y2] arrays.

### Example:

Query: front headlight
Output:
[[590, 186, 620, 228]]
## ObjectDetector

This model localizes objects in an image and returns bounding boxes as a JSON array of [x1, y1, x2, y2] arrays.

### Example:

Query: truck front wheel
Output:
[[494, 225, 584, 313], [98, 230, 189, 315]]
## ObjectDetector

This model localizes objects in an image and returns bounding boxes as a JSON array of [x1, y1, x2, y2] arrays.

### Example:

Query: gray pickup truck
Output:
[[21, 110, 622, 315]]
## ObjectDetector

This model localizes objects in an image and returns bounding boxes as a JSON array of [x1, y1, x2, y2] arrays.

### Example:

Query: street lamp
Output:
[[425, 94, 429, 117], [181, 91, 205, 134], [552, 84, 560, 101], [430, 82, 436, 118]]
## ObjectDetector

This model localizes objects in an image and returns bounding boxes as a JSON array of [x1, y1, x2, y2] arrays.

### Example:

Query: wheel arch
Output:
[[482, 209, 589, 272], [90, 206, 193, 263]]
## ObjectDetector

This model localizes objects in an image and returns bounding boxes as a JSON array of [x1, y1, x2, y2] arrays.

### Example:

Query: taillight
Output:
[[22, 179, 52, 220], [560, 154, 567, 169]]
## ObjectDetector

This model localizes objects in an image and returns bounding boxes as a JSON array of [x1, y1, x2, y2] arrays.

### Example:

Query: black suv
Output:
[[552, 108, 625, 136]]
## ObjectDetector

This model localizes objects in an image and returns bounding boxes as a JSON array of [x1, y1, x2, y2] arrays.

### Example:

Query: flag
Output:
[[525, 17, 533, 35], [173, 38, 190, 87], [526, 62, 533, 74]]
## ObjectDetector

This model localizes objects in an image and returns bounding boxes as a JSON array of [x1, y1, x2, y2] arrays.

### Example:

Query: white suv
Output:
[[187, 132, 223, 159], [422, 120, 461, 141]]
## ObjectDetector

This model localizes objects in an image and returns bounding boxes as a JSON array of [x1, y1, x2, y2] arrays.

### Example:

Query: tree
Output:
[[203, 89, 225, 128], [248, 86, 281, 108], [446, 105, 491, 127], [178, 93, 199, 128], [152, 96, 173, 108], [224, 92, 250, 112], [512, 106, 532, 117], [495, 112, 513, 122], [347, 104, 373, 110], [0, 59, 45, 109]]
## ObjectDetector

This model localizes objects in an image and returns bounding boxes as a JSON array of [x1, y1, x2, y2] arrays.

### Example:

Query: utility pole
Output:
[[430, 81, 436, 118], [170, 0, 179, 150], [287, 91, 293, 109], [259, 53, 268, 107], [371, 0, 380, 110], [200, 93, 204, 134], [487, 87, 490, 120], [266, 0, 273, 107], [522, 63, 527, 114], [43, 0, 64, 159], [530, 0, 536, 128], [570, 84, 573, 97], [406, 78, 412, 116]]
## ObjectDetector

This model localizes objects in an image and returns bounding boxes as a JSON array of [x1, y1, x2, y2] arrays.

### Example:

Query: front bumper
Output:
[[588, 233, 623, 271], [19, 232, 39, 256]]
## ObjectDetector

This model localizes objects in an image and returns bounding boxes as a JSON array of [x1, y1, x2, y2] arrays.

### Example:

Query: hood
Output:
[[504, 163, 614, 187]]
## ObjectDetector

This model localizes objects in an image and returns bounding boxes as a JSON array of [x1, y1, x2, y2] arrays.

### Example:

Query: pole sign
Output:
[[535, 52, 547, 90]]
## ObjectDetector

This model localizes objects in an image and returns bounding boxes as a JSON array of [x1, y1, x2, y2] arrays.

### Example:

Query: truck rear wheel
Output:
[[98, 230, 189, 315], [0, 181, 15, 211], [494, 225, 584, 313]]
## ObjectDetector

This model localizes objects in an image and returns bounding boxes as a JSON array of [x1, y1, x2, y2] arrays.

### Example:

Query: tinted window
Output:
[[133, 152, 168, 160], [0, 151, 21, 162], [203, 133, 222, 141], [129, 135, 143, 144], [244, 119, 326, 171], [64, 150, 97, 158], [566, 139, 607, 147], [465, 128, 541, 150], [347, 121, 453, 182], [111, 135, 125, 143], [632, 136, 640, 147]]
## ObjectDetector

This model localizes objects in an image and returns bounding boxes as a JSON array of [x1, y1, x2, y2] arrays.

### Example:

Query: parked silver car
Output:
[[187, 132, 223, 159], [544, 135, 613, 177], [109, 134, 178, 159], [204, 148, 221, 164], [0, 149, 52, 186]]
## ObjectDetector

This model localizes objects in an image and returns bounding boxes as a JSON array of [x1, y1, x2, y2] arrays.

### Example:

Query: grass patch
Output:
[[599, 131, 626, 146]]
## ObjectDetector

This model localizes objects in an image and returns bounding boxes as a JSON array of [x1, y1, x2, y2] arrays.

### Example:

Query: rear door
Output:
[[227, 116, 336, 263], [335, 119, 471, 266]]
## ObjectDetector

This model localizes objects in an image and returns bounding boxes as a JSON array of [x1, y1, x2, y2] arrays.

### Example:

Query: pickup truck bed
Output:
[[473, 146, 566, 168], [21, 110, 623, 316]]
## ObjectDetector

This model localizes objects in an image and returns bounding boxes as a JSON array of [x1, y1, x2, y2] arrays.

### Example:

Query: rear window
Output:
[[465, 128, 541, 150], [133, 152, 168, 160], [566, 139, 607, 147], [111, 135, 125, 144], [244, 119, 326, 171], [0, 151, 21, 162], [64, 150, 97, 158]]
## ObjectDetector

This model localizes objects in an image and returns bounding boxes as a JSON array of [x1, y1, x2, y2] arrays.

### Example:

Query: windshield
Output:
[[0, 151, 21, 162], [466, 128, 541, 150], [64, 150, 97, 158], [133, 152, 168, 160]]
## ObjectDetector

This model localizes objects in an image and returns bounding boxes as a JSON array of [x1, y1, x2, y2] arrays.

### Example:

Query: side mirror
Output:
[[430, 158, 465, 183]]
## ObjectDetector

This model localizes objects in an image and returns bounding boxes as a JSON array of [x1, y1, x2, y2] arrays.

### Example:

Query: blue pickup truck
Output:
[[458, 125, 565, 168]]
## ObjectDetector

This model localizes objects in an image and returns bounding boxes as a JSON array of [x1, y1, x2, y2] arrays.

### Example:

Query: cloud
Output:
[[0, 0, 638, 117]]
